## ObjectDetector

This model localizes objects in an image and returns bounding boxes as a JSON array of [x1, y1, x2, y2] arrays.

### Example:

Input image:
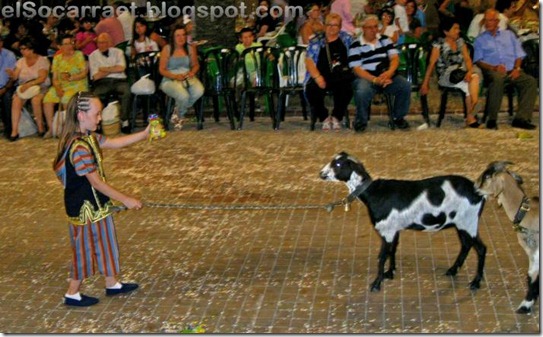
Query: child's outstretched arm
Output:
[[86, 171, 143, 210], [102, 124, 151, 149]]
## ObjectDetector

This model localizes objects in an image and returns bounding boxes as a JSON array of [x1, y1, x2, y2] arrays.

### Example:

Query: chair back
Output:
[[277, 45, 307, 88], [239, 46, 280, 91], [200, 47, 240, 94], [131, 51, 161, 83], [521, 38, 539, 80], [397, 43, 426, 90]]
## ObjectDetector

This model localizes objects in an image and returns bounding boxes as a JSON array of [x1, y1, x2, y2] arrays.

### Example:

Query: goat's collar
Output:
[[345, 179, 373, 204], [512, 196, 531, 233]]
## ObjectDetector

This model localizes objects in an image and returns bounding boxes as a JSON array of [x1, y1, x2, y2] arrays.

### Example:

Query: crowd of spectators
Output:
[[0, 0, 538, 140]]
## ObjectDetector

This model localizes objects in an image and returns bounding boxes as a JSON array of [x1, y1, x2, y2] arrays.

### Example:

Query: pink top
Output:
[[94, 17, 125, 46], [76, 31, 98, 56], [331, 0, 355, 34]]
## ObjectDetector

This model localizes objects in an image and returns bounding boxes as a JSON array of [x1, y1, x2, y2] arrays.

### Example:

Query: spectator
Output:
[[43, 34, 89, 138], [331, 0, 355, 35], [298, 3, 325, 45], [467, 1, 508, 40], [393, 0, 410, 45], [405, 0, 423, 40], [0, 35, 17, 138], [255, 0, 280, 38], [349, 15, 411, 132], [6, 37, 51, 141], [94, 9, 125, 46], [3, 20, 29, 56], [75, 17, 98, 57], [473, 9, 537, 130], [420, 19, 482, 128], [379, 7, 399, 44], [159, 25, 204, 129], [235, 27, 263, 54], [88, 33, 132, 133], [131, 17, 159, 58], [304, 13, 353, 131], [113, 1, 134, 45]]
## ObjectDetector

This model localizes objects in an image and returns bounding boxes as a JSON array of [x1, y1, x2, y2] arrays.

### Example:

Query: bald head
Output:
[[96, 33, 112, 52]]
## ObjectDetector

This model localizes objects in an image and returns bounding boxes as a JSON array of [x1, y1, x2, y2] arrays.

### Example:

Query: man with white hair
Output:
[[89, 33, 132, 133], [348, 15, 411, 132]]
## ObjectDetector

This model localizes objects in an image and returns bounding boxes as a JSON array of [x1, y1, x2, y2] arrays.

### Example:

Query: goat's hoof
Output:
[[516, 306, 532, 314], [445, 268, 457, 276], [384, 271, 394, 279], [469, 280, 481, 290]]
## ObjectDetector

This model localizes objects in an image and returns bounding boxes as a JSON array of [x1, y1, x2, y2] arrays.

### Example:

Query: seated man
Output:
[[0, 35, 17, 138], [348, 15, 411, 132], [89, 33, 132, 133], [473, 9, 537, 130]]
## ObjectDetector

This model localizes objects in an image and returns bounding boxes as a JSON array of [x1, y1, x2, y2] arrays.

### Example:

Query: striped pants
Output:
[[68, 215, 120, 280]]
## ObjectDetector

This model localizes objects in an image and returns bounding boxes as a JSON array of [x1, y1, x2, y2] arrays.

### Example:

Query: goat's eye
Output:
[[335, 162, 341, 167]]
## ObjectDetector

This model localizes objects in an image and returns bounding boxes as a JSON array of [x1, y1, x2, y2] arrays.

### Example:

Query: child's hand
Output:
[[123, 197, 143, 210]]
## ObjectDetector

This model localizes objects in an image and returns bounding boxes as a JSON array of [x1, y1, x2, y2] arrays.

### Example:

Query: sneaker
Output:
[[65, 294, 99, 307], [106, 282, 139, 296], [511, 118, 536, 130], [331, 117, 341, 131], [322, 117, 332, 131], [394, 118, 410, 129]]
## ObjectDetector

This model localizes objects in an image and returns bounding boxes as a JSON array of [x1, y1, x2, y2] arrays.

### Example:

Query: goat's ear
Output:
[[509, 171, 524, 185], [488, 161, 514, 173]]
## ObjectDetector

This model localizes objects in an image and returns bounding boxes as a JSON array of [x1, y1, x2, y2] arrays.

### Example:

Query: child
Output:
[[53, 91, 150, 307], [75, 17, 97, 56], [131, 17, 159, 58]]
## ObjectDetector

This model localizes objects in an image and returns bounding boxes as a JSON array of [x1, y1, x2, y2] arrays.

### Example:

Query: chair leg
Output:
[[268, 92, 277, 129], [212, 96, 220, 122], [238, 91, 247, 130], [507, 85, 514, 116], [461, 92, 468, 119], [300, 91, 308, 120], [275, 92, 286, 130], [196, 97, 204, 130], [164, 97, 173, 131], [131, 95, 138, 132], [437, 90, 448, 127], [224, 93, 236, 130], [385, 94, 395, 130]]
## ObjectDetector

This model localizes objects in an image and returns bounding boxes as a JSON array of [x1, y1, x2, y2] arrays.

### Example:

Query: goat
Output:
[[319, 152, 487, 292], [477, 161, 539, 314]]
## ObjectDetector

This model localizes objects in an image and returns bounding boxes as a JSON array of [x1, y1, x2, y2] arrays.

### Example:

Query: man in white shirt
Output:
[[393, 0, 410, 44], [89, 33, 132, 133]]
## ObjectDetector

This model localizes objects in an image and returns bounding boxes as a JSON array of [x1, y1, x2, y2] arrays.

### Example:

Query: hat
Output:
[[16, 85, 41, 100]]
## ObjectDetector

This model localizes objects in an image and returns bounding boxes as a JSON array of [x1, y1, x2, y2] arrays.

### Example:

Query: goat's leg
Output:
[[446, 230, 473, 277], [517, 275, 540, 314], [384, 233, 399, 279], [468, 234, 486, 290], [371, 237, 391, 292], [517, 251, 540, 314]]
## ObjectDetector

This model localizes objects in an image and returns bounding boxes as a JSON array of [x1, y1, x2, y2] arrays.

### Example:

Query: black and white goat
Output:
[[319, 152, 487, 292], [477, 161, 539, 314]]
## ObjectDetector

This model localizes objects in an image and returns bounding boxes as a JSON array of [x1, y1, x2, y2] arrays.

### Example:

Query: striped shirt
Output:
[[348, 34, 398, 75]]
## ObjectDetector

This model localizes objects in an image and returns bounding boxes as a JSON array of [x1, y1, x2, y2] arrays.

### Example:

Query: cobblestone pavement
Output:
[[0, 98, 539, 333]]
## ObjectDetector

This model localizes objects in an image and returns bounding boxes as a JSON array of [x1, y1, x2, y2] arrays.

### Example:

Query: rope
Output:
[[110, 200, 349, 213]]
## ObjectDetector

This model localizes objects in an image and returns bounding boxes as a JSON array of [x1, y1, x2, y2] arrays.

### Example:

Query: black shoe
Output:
[[106, 282, 139, 296], [65, 294, 99, 307], [353, 123, 367, 133], [8, 134, 19, 142], [394, 118, 410, 129], [486, 120, 498, 130], [511, 118, 536, 130]]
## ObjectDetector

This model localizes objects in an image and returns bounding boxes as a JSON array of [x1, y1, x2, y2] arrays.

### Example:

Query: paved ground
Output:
[[0, 94, 540, 333]]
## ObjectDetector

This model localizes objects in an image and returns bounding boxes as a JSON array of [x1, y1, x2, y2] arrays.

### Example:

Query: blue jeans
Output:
[[352, 75, 411, 126]]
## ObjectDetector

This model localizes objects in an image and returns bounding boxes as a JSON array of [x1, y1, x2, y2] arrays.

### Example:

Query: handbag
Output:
[[52, 109, 66, 138], [130, 74, 156, 95], [18, 107, 38, 137], [449, 67, 467, 84], [325, 39, 354, 84]]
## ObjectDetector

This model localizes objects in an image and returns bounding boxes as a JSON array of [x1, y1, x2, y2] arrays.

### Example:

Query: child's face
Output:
[[240, 31, 254, 47], [79, 98, 103, 132], [135, 22, 147, 36], [83, 21, 92, 30]]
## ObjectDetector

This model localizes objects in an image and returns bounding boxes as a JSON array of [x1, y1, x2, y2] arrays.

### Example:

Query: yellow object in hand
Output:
[[148, 114, 166, 141]]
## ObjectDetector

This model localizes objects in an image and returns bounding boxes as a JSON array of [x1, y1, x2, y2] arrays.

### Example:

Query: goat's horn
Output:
[[488, 161, 514, 172]]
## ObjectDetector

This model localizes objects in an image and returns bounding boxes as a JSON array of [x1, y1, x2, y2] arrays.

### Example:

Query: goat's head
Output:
[[477, 161, 524, 198], [320, 152, 372, 188]]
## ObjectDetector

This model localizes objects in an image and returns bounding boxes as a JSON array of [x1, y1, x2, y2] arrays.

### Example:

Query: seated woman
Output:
[[131, 17, 159, 58], [43, 34, 89, 138], [298, 3, 325, 45], [420, 18, 482, 128], [379, 7, 399, 45], [159, 24, 204, 129], [405, 0, 423, 41], [304, 13, 353, 131], [7, 37, 51, 141]]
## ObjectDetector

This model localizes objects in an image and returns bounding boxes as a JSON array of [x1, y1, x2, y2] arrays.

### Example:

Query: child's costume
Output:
[[55, 132, 120, 280]]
